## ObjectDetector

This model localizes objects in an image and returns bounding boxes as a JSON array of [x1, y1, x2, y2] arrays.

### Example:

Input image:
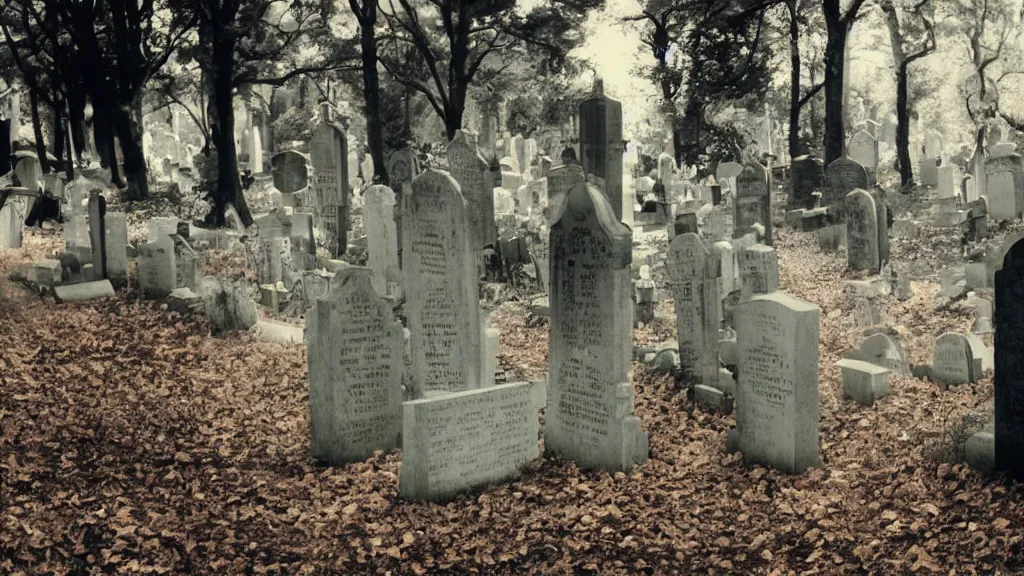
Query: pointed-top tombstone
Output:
[[547, 181, 649, 472], [845, 188, 881, 273], [447, 130, 497, 251], [578, 79, 625, 221]]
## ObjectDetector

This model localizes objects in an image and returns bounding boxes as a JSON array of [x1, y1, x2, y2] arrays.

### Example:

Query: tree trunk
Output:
[[787, 0, 801, 161], [359, 7, 388, 186], [679, 98, 704, 170], [68, 86, 87, 162], [28, 88, 50, 174], [823, 0, 847, 165], [92, 103, 126, 187], [205, 34, 253, 228], [111, 103, 149, 200], [51, 101, 65, 163], [895, 63, 913, 187]]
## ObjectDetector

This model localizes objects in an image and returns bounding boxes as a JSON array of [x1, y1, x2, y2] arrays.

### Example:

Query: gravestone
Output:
[[938, 165, 961, 199], [667, 233, 721, 388], [512, 135, 526, 174], [740, 244, 779, 301], [671, 211, 698, 238], [731, 292, 820, 474], [363, 185, 401, 298], [138, 234, 177, 299], [859, 333, 910, 376], [995, 237, 1024, 480], [931, 332, 979, 385], [447, 130, 497, 251], [172, 235, 200, 291], [307, 268, 403, 465], [845, 189, 881, 273], [791, 155, 825, 210], [310, 103, 350, 257], [847, 130, 878, 183], [104, 212, 129, 286], [547, 182, 649, 471], [87, 191, 107, 280], [401, 170, 483, 398], [578, 81, 625, 220], [289, 212, 316, 270], [658, 153, 676, 187], [716, 162, 743, 194], [733, 162, 772, 245], [919, 157, 939, 187], [271, 150, 309, 194], [546, 164, 586, 219], [823, 156, 868, 211], [398, 381, 543, 502], [387, 148, 419, 199], [985, 154, 1024, 221]]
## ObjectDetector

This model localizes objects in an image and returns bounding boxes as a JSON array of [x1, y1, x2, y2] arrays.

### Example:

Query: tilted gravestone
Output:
[[363, 185, 401, 299], [307, 267, 403, 465], [578, 80, 625, 221], [547, 181, 649, 471], [733, 162, 772, 245], [448, 130, 497, 252], [398, 380, 543, 502], [845, 189, 881, 273], [87, 191, 107, 280], [309, 103, 350, 257], [995, 236, 1024, 480], [667, 232, 721, 388], [401, 170, 483, 399], [790, 155, 825, 210], [823, 156, 868, 212], [931, 332, 980, 385], [985, 154, 1024, 221], [859, 332, 910, 377], [730, 291, 820, 474]]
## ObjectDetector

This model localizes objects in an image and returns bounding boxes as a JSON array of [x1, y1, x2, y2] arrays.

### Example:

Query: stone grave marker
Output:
[[658, 153, 676, 187], [448, 130, 497, 252], [289, 212, 316, 270], [578, 81, 625, 220], [791, 155, 824, 210], [547, 181, 649, 471], [733, 162, 772, 245], [271, 150, 309, 194], [138, 234, 176, 299], [824, 156, 868, 211], [667, 232, 721, 388], [310, 103, 350, 257], [401, 170, 483, 398], [87, 191, 107, 280], [730, 292, 820, 474], [398, 380, 543, 502], [938, 165, 961, 199], [845, 189, 881, 273], [985, 154, 1024, 221], [363, 185, 401, 299], [995, 236, 1024, 480], [931, 332, 979, 385], [387, 147, 419, 199], [740, 243, 779, 301], [307, 267, 403, 465], [847, 130, 878, 183], [859, 333, 910, 376], [546, 164, 586, 220], [104, 212, 128, 286], [716, 162, 743, 194]]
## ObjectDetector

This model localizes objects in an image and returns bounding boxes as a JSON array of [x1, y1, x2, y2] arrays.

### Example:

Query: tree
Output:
[[349, 0, 388, 185], [378, 0, 603, 141], [879, 0, 935, 188], [821, 0, 869, 165]]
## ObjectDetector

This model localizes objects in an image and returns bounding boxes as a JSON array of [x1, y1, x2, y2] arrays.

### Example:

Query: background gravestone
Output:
[[547, 182, 648, 472], [733, 162, 772, 245], [859, 333, 910, 376], [823, 156, 868, 212], [307, 268, 403, 465], [309, 103, 350, 257], [667, 232, 720, 388], [363, 185, 401, 299], [546, 164, 586, 221], [845, 189, 880, 273], [271, 150, 309, 194], [931, 332, 979, 385], [401, 170, 483, 398], [995, 237, 1024, 480], [985, 154, 1024, 221], [578, 81, 625, 221], [790, 155, 825, 210], [448, 130, 497, 252]]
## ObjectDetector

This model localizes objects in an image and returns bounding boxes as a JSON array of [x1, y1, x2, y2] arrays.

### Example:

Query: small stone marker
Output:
[[931, 332, 979, 385], [138, 234, 176, 299], [845, 189, 881, 273], [740, 244, 778, 302], [859, 333, 910, 376], [995, 237, 1024, 480], [667, 232, 720, 387], [54, 280, 115, 303], [363, 185, 401, 298], [401, 170, 483, 398], [838, 358, 890, 406], [398, 380, 543, 502], [307, 268, 403, 465], [730, 292, 820, 474], [733, 162, 773, 245], [547, 182, 649, 471]]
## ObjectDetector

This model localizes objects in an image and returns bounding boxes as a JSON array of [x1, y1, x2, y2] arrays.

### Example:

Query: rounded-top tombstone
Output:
[[931, 332, 979, 385], [733, 162, 772, 245], [844, 189, 880, 274], [824, 156, 868, 212]]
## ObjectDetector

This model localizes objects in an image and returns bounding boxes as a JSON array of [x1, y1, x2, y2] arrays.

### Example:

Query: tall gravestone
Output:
[[401, 170, 482, 398], [546, 164, 586, 221], [667, 232, 721, 388], [733, 162, 773, 245], [363, 185, 401, 299], [731, 292, 820, 474], [307, 268, 403, 465], [791, 155, 825, 210], [310, 103, 350, 257], [845, 189, 881, 273], [87, 191, 107, 280], [104, 212, 129, 286], [578, 80, 625, 221], [995, 237, 1024, 480], [447, 130, 497, 252], [824, 156, 868, 212], [547, 182, 649, 471], [985, 154, 1024, 221]]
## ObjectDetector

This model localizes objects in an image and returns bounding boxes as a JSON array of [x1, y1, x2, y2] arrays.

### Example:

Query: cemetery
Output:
[[3, 0, 1024, 573]]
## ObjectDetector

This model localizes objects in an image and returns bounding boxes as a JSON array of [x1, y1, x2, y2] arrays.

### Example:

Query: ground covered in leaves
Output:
[[1, 215, 1021, 575]]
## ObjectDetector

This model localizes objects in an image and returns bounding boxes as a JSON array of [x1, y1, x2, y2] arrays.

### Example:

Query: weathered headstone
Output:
[[859, 333, 910, 376], [546, 164, 586, 219], [138, 234, 176, 299], [578, 81, 625, 220], [398, 380, 543, 501], [995, 237, 1024, 480], [271, 150, 309, 194], [730, 292, 820, 474], [845, 189, 881, 273], [387, 148, 419, 199], [985, 154, 1024, 221], [363, 185, 401, 299], [733, 162, 772, 245], [307, 268, 403, 465], [447, 130, 497, 251], [87, 191, 107, 280], [790, 155, 825, 210], [740, 243, 779, 301], [931, 332, 979, 385], [104, 212, 128, 285], [823, 156, 868, 211], [667, 233, 720, 387], [401, 170, 483, 398], [310, 103, 350, 257], [847, 130, 878, 183], [547, 182, 648, 471]]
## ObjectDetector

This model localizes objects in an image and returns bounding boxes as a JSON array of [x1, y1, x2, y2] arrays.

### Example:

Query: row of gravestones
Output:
[[306, 172, 649, 502]]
